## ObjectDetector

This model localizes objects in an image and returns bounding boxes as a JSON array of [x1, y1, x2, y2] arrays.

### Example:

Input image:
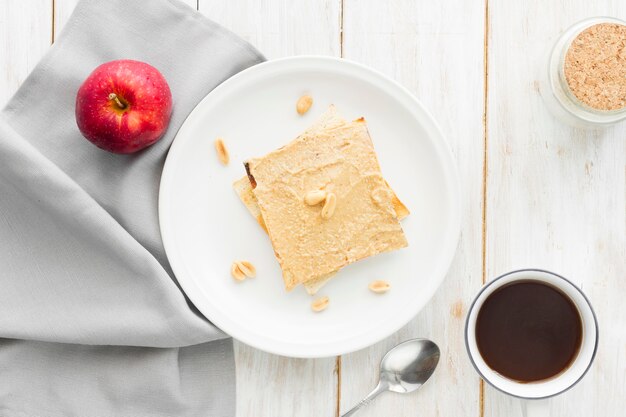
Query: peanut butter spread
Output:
[[234, 173, 409, 295], [244, 106, 408, 291]]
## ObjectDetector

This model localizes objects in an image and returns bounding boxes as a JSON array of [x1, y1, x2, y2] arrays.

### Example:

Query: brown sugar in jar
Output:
[[564, 23, 626, 111], [545, 17, 626, 126]]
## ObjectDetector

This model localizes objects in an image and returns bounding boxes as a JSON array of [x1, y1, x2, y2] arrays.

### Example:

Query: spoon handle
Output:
[[340, 382, 387, 417]]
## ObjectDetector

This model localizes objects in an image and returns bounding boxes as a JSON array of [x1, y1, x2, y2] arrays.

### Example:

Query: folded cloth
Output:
[[0, 0, 263, 415]]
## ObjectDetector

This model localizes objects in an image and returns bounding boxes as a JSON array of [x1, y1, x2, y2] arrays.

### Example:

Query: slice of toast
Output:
[[233, 176, 409, 294], [242, 106, 408, 291], [233, 176, 268, 234]]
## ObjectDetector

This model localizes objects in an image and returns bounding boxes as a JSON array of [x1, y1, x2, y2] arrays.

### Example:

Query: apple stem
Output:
[[108, 93, 126, 110]]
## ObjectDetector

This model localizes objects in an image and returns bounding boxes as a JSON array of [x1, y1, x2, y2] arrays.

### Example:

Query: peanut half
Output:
[[321, 193, 337, 219], [237, 261, 256, 278], [296, 95, 313, 115], [311, 296, 329, 312], [231, 260, 256, 281], [231, 262, 246, 281], [304, 189, 327, 206], [214, 138, 230, 165], [368, 280, 391, 294], [371, 187, 392, 205]]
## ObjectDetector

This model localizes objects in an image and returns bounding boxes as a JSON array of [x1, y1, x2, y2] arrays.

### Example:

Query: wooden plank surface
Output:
[[0, 0, 51, 104], [338, 0, 485, 415], [199, 0, 341, 59], [2, 1, 625, 416], [485, 1, 626, 417]]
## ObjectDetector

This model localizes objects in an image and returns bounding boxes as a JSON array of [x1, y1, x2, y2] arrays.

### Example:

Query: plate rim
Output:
[[159, 55, 461, 358]]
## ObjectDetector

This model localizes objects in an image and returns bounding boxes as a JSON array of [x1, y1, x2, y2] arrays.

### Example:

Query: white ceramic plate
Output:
[[159, 56, 460, 358]]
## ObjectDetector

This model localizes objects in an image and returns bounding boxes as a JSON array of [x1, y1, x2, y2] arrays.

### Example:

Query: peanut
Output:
[[231, 262, 246, 281], [321, 193, 337, 219], [237, 261, 256, 278], [304, 189, 327, 206], [311, 296, 329, 312], [214, 138, 229, 165], [296, 95, 313, 115], [368, 280, 391, 294]]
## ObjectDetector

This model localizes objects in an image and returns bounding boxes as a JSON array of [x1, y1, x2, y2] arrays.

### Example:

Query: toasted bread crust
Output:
[[244, 162, 257, 188]]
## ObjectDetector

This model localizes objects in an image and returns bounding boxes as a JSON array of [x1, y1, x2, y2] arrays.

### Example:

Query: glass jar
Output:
[[543, 17, 626, 127]]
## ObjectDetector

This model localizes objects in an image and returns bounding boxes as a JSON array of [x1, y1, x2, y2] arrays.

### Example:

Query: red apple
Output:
[[75, 59, 172, 154]]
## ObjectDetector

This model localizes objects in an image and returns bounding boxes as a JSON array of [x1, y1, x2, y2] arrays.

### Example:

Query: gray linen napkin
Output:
[[0, 0, 264, 415]]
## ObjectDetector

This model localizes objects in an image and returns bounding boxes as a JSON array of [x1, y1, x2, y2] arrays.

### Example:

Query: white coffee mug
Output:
[[465, 269, 598, 417]]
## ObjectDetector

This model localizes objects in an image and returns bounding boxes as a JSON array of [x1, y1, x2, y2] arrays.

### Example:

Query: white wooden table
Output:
[[2, 1, 624, 416]]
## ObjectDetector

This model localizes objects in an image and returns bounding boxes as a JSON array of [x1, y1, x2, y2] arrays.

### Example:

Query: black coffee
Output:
[[475, 281, 582, 382]]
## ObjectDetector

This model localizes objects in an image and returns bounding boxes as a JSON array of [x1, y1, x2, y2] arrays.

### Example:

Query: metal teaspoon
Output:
[[341, 338, 441, 416]]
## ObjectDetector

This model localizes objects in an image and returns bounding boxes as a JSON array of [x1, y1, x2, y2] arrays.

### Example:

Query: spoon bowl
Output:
[[381, 339, 440, 393], [341, 338, 440, 416]]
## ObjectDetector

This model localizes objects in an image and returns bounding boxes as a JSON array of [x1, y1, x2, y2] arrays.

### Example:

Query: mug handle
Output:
[[521, 399, 550, 417]]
